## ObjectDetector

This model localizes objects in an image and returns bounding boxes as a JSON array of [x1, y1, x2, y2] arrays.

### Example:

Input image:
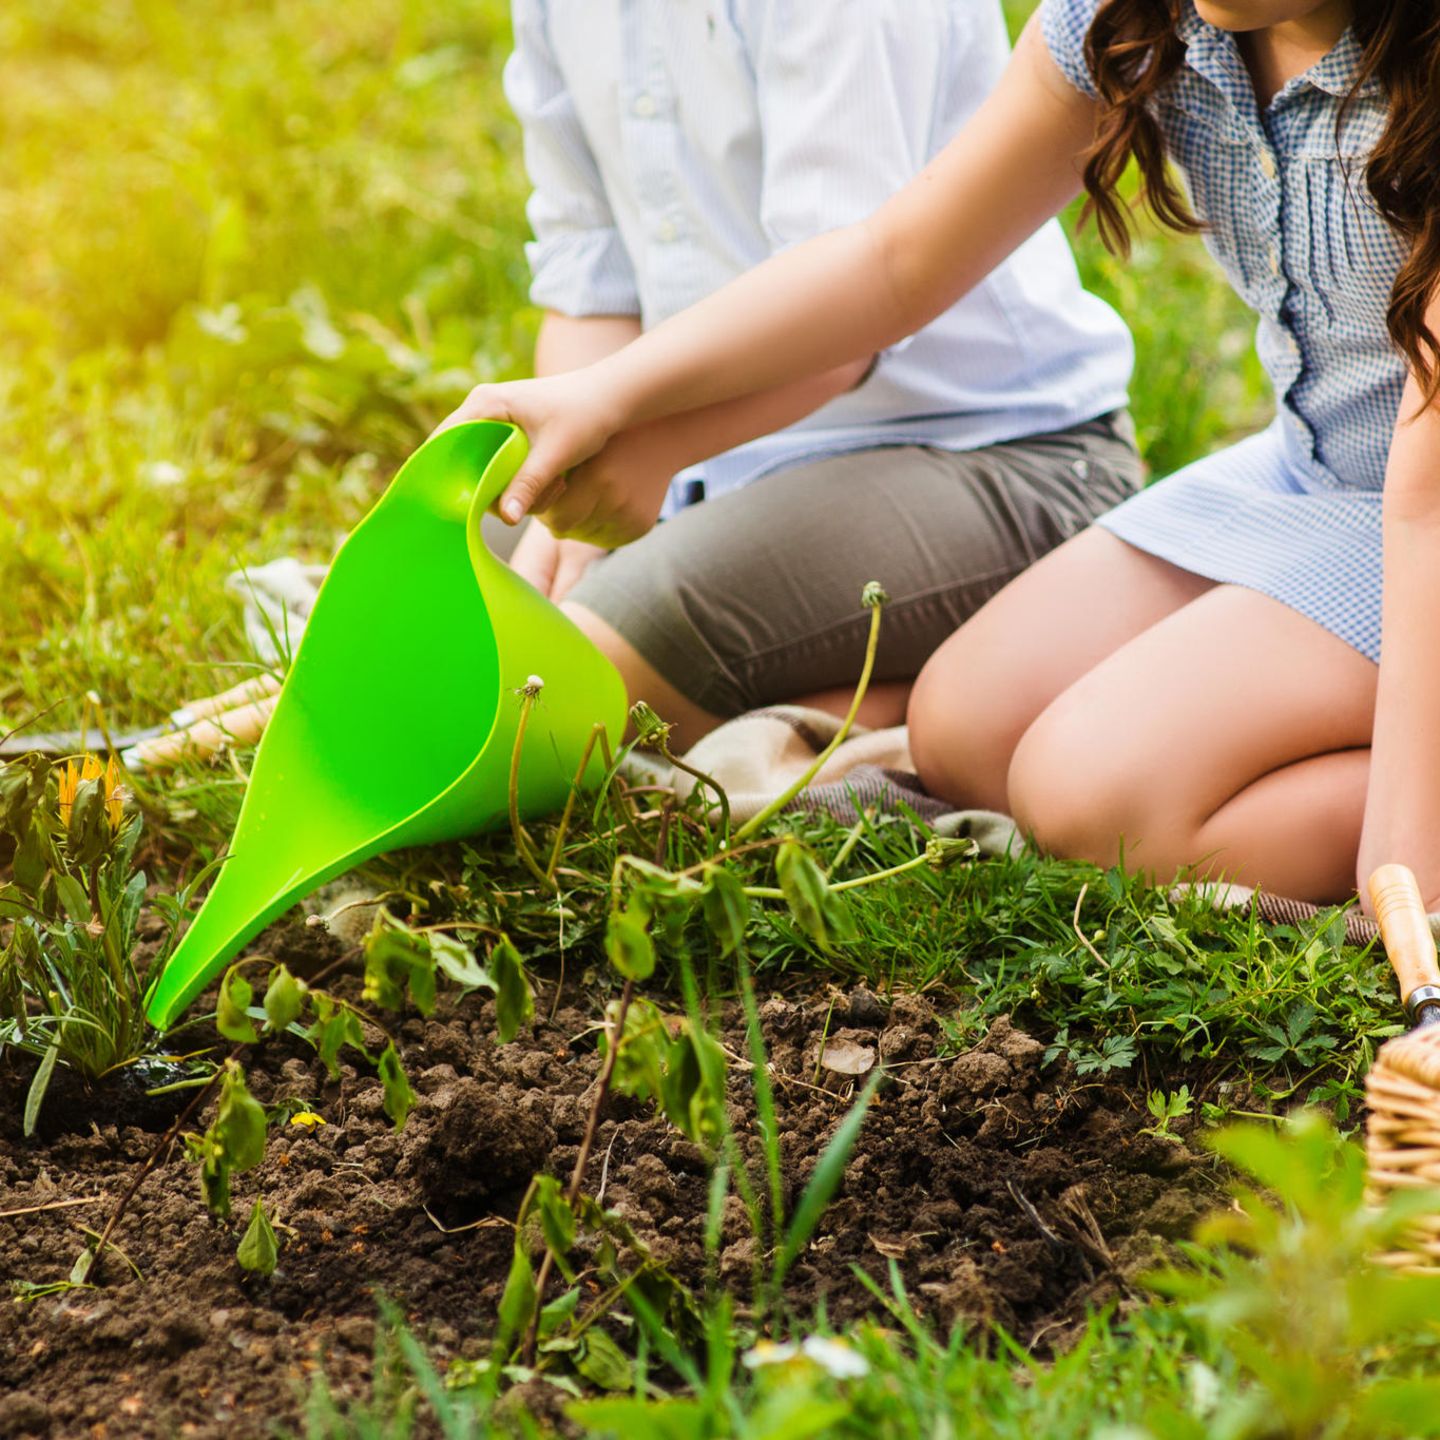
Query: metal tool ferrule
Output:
[[1405, 984, 1440, 1027]]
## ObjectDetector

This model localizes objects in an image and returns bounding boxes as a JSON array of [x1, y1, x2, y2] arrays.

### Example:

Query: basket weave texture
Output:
[[1366, 1025, 1440, 1268]]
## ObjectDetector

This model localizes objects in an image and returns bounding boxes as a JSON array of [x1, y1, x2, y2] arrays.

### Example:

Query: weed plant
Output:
[[0, 748, 184, 1128]]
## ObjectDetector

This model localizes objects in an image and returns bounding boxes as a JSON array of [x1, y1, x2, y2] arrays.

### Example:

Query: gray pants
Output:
[[567, 413, 1143, 717]]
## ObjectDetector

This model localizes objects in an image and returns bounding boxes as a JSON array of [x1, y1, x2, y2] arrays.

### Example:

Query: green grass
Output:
[[1, 0, 532, 731], [3, 2, 1395, 1436]]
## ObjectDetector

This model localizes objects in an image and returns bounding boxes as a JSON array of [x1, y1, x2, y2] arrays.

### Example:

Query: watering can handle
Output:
[[1368, 865, 1440, 1023]]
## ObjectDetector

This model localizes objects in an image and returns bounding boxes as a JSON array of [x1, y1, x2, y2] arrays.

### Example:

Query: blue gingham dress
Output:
[[1042, 0, 1408, 661]]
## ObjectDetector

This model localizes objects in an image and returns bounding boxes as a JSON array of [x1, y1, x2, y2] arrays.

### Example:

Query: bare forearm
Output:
[[455, 21, 1098, 523], [534, 312, 642, 377], [1361, 375, 1440, 902], [618, 356, 870, 477]]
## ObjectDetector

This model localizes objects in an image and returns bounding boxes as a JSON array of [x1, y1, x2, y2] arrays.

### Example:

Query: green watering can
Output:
[[146, 420, 626, 1030]]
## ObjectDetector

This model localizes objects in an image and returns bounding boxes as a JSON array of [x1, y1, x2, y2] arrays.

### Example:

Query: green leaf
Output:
[[23, 1040, 60, 1139], [575, 1328, 633, 1392], [538, 1286, 580, 1338], [605, 998, 667, 1103], [308, 995, 371, 1078], [52, 872, 92, 927], [0, 753, 50, 837], [236, 1199, 278, 1276], [491, 936, 534, 1043], [69, 1243, 96, 1288], [217, 969, 259, 1043], [377, 1042, 416, 1130], [775, 839, 833, 951], [497, 1241, 537, 1347], [12, 817, 49, 896], [194, 1063, 268, 1218], [567, 1399, 708, 1440], [66, 778, 111, 867], [661, 1024, 726, 1149], [533, 1175, 576, 1259], [606, 907, 656, 981], [215, 1063, 268, 1172], [430, 931, 492, 991], [262, 964, 305, 1034], [1350, 1377, 1440, 1432], [701, 866, 749, 957], [363, 921, 436, 1016]]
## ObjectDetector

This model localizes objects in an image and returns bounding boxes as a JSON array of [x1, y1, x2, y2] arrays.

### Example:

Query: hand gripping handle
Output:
[[1368, 864, 1440, 1026]]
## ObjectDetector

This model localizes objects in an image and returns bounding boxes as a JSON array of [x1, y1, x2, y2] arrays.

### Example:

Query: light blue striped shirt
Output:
[[504, 0, 1135, 515]]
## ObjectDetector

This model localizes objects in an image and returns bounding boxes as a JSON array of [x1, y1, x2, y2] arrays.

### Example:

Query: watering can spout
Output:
[[145, 421, 626, 1031]]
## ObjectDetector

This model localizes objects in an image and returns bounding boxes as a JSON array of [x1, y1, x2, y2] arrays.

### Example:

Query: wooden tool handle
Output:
[[172, 672, 280, 726], [124, 696, 277, 771], [1369, 864, 1440, 1005]]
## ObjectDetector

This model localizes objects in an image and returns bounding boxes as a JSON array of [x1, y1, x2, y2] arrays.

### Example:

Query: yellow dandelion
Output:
[[57, 753, 126, 831], [289, 1111, 327, 1130], [103, 754, 125, 831]]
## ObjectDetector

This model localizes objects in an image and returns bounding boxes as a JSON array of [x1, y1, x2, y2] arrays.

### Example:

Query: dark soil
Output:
[[0, 963, 1223, 1439]]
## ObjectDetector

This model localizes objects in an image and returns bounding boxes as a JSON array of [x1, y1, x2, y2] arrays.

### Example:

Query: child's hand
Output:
[[509, 524, 605, 602], [438, 372, 619, 525], [534, 425, 678, 549]]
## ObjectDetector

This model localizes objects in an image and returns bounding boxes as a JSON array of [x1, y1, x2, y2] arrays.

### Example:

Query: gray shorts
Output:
[[566, 413, 1143, 717]]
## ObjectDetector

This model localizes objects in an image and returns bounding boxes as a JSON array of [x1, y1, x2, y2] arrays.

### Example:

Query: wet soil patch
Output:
[[1, 967, 1224, 1439]]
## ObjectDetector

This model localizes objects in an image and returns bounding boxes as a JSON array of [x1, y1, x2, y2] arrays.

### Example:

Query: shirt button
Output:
[[1269, 247, 1282, 276], [657, 219, 678, 243], [1259, 149, 1277, 179], [633, 93, 657, 118]]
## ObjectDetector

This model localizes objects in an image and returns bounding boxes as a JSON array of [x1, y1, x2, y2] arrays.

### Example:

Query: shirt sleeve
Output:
[[502, 0, 640, 316], [1039, 0, 1102, 100]]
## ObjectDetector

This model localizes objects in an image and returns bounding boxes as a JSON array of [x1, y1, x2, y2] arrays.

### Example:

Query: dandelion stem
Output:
[[545, 722, 610, 883], [660, 739, 731, 844], [508, 689, 552, 889], [732, 590, 885, 844], [742, 848, 932, 899]]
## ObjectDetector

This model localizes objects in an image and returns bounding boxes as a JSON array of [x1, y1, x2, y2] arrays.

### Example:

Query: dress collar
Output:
[[1176, 2, 1383, 106]]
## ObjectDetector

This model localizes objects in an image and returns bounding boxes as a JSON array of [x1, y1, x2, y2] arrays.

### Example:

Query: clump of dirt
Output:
[[0, 966, 1222, 1439]]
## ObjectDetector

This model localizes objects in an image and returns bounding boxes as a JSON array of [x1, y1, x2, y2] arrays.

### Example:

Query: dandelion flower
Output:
[[800, 1337, 869, 1379], [741, 1336, 869, 1380], [57, 753, 126, 831], [742, 1340, 800, 1370]]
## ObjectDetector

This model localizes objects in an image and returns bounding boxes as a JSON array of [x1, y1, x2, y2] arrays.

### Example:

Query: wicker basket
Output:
[[1366, 1024, 1440, 1269]]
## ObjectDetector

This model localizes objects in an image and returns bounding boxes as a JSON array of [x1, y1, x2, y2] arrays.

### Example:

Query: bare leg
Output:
[[563, 601, 724, 746], [794, 681, 912, 730], [1006, 585, 1377, 901], [567, 604, 913, 741], [907, 529, 1214, 810]]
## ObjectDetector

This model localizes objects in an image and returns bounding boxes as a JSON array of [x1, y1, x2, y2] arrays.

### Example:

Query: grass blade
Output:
[[776, 1068, 881, 1285], [24, 1039, 61, 1138]]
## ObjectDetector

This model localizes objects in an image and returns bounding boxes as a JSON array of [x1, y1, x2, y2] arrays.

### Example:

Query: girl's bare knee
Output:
[[1007, 713, 1132, 863], [906, 664, 1014, 811]]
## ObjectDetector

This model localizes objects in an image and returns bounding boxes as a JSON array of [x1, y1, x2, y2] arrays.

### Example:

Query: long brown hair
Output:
[[1078, 0, 1440, 397]]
